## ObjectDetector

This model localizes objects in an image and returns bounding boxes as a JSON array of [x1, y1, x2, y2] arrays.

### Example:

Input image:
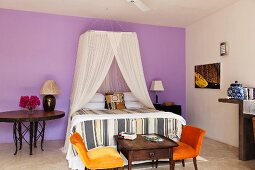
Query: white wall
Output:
[[186, 0, 255, 147]]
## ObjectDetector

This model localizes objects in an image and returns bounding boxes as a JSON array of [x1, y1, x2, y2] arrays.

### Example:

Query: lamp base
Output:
[[156, 94, 159, 104], [43, 95, 56, 111]]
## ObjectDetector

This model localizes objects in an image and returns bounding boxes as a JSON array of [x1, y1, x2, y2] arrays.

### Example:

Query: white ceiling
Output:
[[0, 0, 240, 27]]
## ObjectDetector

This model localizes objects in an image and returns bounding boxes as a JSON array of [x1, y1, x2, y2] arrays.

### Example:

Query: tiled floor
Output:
[[0, 137, 254, 170]]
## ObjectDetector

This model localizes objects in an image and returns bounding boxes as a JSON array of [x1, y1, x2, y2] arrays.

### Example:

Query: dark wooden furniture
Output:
[[252, 117, 255, 142], [0, 110, 65, 155], [154, 104, 182, 116], [218, 98, 255, 160], [253, 117, 255, 142], [114, 134, 178, 170]]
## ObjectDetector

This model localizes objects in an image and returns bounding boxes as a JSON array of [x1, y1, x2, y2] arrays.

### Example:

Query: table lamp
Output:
[[40, 80, 60, 111], [150, 80, 164, 104]]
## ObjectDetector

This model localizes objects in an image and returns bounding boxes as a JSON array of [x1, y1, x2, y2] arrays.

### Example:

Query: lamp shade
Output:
[[40, 80, 60, 95], [150, 80, 164, 91]]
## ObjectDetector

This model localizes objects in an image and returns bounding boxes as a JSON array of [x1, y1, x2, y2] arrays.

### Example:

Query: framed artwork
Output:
[[195, 63, 220, 89]]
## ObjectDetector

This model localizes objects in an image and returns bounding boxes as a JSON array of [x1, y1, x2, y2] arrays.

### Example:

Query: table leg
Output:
[[41, 121, 45, 151], [128, 151, 133, 170], [155, 160, 159, 168], [170, 160, 175, 170], [29, 122, 34, 155], [169, 148, 175, 170], [116, 142, 120, 153], [13, 122, 18, 155], [34, 122, 38, 148], [18, 122, 22, 150]]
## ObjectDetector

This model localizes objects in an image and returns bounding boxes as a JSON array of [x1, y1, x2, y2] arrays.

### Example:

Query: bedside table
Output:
[[154, 104, 182, 116]]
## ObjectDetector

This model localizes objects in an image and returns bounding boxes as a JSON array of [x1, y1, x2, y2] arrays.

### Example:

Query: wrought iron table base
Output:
[[13, 121, 45, 155]]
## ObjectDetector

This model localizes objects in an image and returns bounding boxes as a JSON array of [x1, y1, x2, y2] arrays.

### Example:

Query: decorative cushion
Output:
[[105, 93, 126, 110], [89, 93, 105, 103], [84, 102, 105, 110], [125, 101, 144, 109], [123, 92, 138, 102]]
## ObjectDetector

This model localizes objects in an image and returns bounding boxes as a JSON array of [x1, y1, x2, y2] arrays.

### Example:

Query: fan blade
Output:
[[128, 0, 151, 12]]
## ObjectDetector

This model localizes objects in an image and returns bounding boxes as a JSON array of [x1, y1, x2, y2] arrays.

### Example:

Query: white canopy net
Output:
[[63, 30, 154, 151]]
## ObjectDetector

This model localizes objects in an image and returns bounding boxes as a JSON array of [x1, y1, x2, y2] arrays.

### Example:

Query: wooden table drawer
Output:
[[132, 148, 170, 161]]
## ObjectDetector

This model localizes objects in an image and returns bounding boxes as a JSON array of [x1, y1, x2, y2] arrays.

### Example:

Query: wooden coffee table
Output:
[[114, 134, 178, 170]]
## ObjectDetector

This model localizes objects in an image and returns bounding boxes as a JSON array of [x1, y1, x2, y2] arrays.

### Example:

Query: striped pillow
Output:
[[105, 93, 126, 110]]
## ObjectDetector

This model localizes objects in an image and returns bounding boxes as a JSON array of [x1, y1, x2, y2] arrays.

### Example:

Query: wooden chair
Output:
[[173, 125, 205, 170], [70, 132, 124, 170]]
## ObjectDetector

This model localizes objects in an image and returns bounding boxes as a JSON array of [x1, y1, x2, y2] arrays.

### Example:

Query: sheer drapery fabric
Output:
[[64, 31, 114, 151], [108, 33, 154, 107], [70, 32, 115, 113], [64, 30, 154, 151], [97, 58, 130, 93]]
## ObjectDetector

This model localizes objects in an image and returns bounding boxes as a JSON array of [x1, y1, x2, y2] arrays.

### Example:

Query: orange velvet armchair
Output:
[[173, 125, 205, 170], [70, 132, 124, 170]]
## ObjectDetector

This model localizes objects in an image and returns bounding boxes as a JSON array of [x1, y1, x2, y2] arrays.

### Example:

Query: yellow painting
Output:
[[195, 63, 220, 89]]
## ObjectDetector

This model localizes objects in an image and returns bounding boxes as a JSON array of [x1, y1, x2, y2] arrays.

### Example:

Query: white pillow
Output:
[[125, 101, 144, 109], [84, 102, 105, 110], [89, 93, 105, 103], [124, 92, 138, 102]]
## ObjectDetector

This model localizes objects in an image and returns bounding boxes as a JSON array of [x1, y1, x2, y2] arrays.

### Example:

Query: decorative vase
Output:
[[227, 81, 244, 100], [43, 95, 56, 111]]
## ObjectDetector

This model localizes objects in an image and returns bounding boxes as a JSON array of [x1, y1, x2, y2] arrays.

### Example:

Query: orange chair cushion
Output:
[[87, 147, 124, 169], [173, 142, 197, 160], [70, 132, 124, 169]]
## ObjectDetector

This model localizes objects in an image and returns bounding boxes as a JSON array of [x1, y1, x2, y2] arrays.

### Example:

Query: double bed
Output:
[[66, 105, 186, 170]]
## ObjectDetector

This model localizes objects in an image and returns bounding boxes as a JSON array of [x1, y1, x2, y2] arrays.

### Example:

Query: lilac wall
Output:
[[0, 8, 185, 143]]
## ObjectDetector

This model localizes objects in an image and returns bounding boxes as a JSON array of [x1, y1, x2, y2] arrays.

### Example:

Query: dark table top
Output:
[[0, 110, 65, 122], [114, 134, 178, 151]]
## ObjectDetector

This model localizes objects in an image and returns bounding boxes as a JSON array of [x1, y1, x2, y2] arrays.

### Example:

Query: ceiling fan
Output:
[[127, 0, 151, 12]]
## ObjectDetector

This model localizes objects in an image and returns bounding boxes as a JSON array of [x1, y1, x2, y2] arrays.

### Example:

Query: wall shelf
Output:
[[218, 98, 255, 161], [218, 98, 242, 104]]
